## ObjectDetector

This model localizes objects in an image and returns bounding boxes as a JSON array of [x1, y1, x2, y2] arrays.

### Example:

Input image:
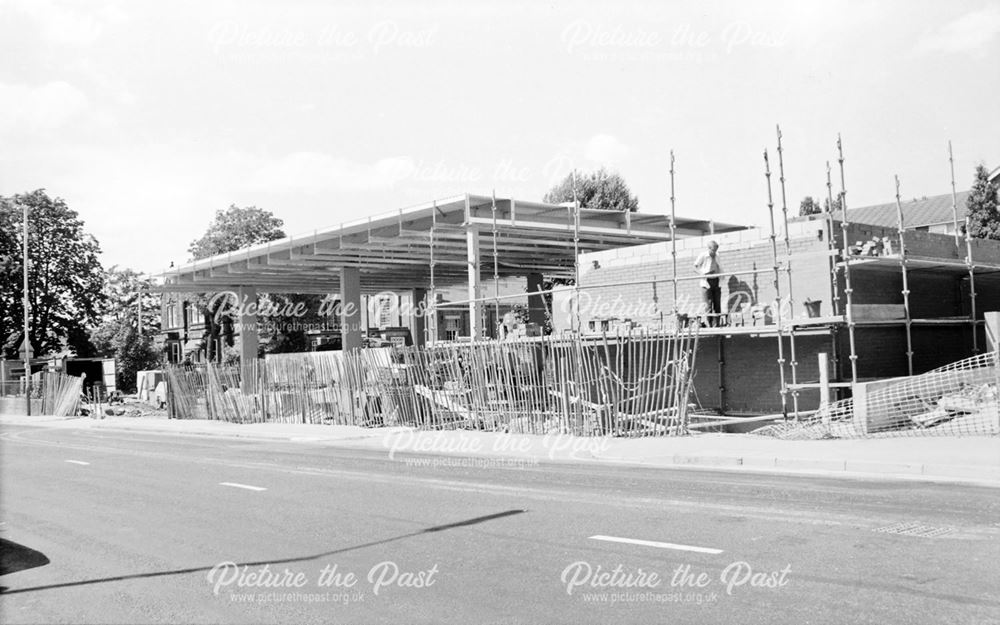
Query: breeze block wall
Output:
[[577, 221, 835, 329]]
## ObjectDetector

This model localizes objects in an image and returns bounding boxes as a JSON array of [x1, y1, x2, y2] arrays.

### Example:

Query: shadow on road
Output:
[[0, 509, 525, 596], [0, 538, 51, 576]]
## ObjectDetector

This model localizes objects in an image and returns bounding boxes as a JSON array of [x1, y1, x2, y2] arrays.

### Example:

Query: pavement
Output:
[[2, 423, 999, 624], [1, 413, 998, 486]]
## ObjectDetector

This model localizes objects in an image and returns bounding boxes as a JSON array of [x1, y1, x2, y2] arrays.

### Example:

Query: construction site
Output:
[[150, 139, 1000, 441]]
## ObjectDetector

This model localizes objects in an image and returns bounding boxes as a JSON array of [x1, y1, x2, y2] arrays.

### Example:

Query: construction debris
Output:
[[756, 351, 999, 439]]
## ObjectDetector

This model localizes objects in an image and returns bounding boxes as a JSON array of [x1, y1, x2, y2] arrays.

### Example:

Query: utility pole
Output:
[[22, 202, 31, 416], [137, 279, 143, 335]]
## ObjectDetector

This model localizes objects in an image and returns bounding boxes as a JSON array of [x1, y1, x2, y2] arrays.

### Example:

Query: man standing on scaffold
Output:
[[694, 240, 723, 327]]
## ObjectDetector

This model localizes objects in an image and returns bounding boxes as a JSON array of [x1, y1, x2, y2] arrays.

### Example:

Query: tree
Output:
[[105, 322, 159, 394], [0, 190, 105, 359], [799, 196, 821, 216], [259, 293, 330, 354], [98, 266, 161, 334], [540, 169, 640, 332], [186, 205, 288, 361], [823, 195, 843, 214], [188, 205, 286, 260], [543, 168, 639, 212], [966, 164, 1000, 240], [90, 266, 163, 389]]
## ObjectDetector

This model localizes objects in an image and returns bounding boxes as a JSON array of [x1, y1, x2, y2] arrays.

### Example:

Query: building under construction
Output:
[[156, 150, 1000, 432], [570, 211, 1000, 417]]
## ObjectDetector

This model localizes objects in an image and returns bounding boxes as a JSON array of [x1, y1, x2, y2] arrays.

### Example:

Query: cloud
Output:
[[584, 133, 630, 165], [916, 6, 1000, 56], [0, 81, 89, 134], [247, 152, 417, 193], [4, 0, 126, 46]]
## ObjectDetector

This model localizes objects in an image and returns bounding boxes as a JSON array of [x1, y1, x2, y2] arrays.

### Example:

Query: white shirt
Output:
[[693, 251, 722, 289]]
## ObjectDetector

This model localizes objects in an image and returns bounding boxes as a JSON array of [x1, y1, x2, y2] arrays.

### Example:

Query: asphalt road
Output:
[[1, 424, 998, 625]]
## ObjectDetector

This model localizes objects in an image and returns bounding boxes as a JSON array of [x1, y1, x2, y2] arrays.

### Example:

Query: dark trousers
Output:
[[701, 279, 721, 327]]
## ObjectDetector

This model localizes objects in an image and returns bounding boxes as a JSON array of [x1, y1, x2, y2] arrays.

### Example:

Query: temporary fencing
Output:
[[757, 350, 1000, 439], [162, 329, 700, 436], [0, 371, 83, 417]]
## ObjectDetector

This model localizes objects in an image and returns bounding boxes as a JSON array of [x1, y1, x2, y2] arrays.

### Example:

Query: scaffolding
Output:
[[402, 139, 993, 423], [776, 126, 800, 417], [826, 162, 840, 316], [949, 141, 978, 354], [763, 149, 789, 419], [837, 135, 860, 385], [428, 200, 438, 346], [966, 215, 979, 354], [670, 150, 678, 321], [491, 190, 500, 336], [894, 175, 915, 376], [949, 141, 961, 248]]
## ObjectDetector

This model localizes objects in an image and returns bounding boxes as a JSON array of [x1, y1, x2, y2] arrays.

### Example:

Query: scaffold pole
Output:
[[837, 135, 859, 385], [428, 200, 437, 344], [894, 175, 914, 376], [670, 150, 678, 325], [965, 215, 979, 354], [764, 149, 788, 419], [949, 141, 960, 249], [776, 125, 800, 418], [491, 189, 500, 337], [825, 161, 841, 316], [572, 170, 581, 334]]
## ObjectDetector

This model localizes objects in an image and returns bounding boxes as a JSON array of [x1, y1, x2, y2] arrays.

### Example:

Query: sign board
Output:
[[382, 327, 413, 348], [102, 358, 117, 393], [17, 336, 33, 360]]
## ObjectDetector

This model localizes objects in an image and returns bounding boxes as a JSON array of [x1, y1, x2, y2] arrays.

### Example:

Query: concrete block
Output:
[[671, 454, 744, 467], [774, 457, 847, 472], [739, 456, 778, 469], [851, 304, 905, 321], [844, 460, 923, 475], [922, 464, 1000, 482]]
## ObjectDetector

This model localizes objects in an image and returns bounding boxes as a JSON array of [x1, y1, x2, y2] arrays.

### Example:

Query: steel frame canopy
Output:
[[157, 193, 743, 294]]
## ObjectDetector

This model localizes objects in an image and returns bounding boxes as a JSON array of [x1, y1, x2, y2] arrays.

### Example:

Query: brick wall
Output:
[[908, 274, 964, 318], [842, 325, 972, 380], [849, 327, 908, 379], [683, 333, 835, 415]]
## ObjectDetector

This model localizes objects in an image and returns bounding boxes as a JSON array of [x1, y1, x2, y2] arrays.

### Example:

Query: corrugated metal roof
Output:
[[848, 191, 970, 229]]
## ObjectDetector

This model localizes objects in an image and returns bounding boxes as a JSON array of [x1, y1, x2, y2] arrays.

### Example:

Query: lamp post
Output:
[[22, 201, 31, 416], [137, 276, 143, 336]]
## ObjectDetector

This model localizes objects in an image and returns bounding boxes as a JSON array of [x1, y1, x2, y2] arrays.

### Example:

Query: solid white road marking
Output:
[[65, 460, 90, 465], [589, 534, 724, 555], [219, 482, 267, 492]]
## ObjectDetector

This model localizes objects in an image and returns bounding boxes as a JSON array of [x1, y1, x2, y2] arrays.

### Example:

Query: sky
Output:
[[2, 0, 998, 275]]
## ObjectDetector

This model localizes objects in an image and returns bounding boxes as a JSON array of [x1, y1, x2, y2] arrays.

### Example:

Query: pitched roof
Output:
[[847, 191, 970, 229]]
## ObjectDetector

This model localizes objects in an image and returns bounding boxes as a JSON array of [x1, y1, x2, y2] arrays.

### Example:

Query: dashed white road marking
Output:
[[219, 482, 267, 492], [65, 460, 90, 466], [590, 534, 724, 555]]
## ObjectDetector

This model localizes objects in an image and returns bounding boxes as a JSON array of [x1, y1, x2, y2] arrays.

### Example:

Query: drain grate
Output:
[[872, 522, 955, 538]]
